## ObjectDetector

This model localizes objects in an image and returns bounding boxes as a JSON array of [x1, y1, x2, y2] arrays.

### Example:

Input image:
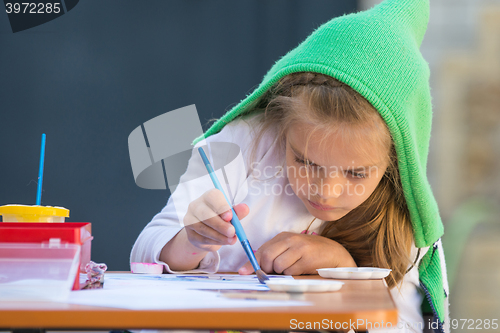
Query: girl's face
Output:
[[285, 122, 390, 221]]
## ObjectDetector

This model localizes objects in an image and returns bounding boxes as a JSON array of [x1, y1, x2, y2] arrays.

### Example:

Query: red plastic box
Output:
[[0, 222, 92, 290]]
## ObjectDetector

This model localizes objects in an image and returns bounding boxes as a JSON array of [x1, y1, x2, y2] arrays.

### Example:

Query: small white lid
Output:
[[317, 267, 391, 280]]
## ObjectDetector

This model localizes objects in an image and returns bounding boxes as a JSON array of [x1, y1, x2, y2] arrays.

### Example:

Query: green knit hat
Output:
[[193, 0, 443, 249]]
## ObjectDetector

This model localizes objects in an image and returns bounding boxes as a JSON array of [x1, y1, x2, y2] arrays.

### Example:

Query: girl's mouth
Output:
[[308, 200, 337, 211]]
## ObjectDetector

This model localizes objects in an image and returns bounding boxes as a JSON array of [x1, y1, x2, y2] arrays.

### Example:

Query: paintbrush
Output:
[[198, 147, 269, 284]]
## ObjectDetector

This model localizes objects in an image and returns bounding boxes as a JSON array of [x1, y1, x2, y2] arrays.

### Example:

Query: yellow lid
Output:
[[0, 204, 69, 217]]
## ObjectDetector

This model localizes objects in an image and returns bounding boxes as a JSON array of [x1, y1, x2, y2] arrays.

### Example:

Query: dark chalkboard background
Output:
[[0, 1, 357, 270]]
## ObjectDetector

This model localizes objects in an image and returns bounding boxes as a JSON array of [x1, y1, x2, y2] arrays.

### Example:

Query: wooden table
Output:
[[0, 274, 397, 331]]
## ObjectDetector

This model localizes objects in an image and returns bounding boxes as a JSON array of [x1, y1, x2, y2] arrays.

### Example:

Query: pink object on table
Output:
[[83, 261, 107, 289], [131, 262, 163, 274]]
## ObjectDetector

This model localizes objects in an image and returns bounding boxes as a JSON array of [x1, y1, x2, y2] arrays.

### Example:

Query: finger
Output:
[[206, 202, 250, 236], [238, 248, 261, 275], [188, 197, 225, 225], [184, 209, 235, 242], [272, 247, 302, 274], [185, 226, 228, 246], [188, 222, 236, 245], [190, 202, 236, 238], [258, 242, 289, 274], [203, 189, 232, 216], [219, 203, 250, 226], [184, 199, 212, 227], [238, 260, 255, 275], [184, 229, 225, 251], [282, 257, 307, 276]]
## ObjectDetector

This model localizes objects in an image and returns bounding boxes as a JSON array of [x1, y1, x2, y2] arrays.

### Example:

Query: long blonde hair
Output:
[[237, 72, 415, 288]]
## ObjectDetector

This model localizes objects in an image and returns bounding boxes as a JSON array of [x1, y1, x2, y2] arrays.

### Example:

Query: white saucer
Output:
[[317, 267, 392, 280], [264, 279, 344, 293]]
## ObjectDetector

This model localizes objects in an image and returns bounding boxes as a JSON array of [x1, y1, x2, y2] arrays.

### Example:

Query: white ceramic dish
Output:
[[265, 279, 344, 293], [317, 267, 392, 280]]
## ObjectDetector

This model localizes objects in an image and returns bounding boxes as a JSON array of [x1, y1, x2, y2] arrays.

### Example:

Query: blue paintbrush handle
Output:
[[36, 133, 46, 205], [198, 147, 261, 272]]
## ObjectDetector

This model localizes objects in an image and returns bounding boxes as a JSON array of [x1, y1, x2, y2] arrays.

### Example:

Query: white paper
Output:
[[103, 273, 293, 291], [66, 273, 309, 310]]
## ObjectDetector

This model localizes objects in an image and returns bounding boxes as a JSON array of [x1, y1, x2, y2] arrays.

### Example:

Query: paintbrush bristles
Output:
[[256, 269, 270, 284]]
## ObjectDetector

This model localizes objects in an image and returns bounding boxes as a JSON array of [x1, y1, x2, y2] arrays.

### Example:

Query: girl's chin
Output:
[[313, 211, 345, 221], [304, 203, 348, 221]]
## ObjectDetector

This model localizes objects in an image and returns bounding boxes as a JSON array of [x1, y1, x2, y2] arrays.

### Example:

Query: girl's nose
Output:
[[310, 176, 345, 199]]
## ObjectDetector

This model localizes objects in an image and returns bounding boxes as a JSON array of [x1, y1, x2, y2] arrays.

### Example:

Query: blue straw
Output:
[[36, 133, 46, 205], [198, 147, 268, 283]]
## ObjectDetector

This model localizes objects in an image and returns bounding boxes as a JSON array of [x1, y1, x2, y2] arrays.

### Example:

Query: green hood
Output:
[[193, 0, 443, 249]]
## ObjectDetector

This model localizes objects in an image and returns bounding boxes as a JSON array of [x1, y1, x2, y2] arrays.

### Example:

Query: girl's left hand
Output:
[[238, 232, 357, 275]]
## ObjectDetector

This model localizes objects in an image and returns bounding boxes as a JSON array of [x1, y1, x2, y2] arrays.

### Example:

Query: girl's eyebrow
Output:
[[288, 141, 305, 159], [288, 141, 378, 171], [289, 141, 319, 165]]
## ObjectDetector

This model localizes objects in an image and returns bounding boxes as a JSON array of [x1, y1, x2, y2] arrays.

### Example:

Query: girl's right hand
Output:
[[183, 189, 249, 252]]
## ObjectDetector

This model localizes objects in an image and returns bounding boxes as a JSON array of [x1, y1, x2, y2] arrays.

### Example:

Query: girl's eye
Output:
[[294, 157, 318, 167], [294, 157, 305, 164], [347, 170, 366, 179], [294, 156, 365, 178]]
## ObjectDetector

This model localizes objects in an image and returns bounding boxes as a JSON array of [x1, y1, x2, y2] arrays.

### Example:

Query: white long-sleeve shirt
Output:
[[130, 114, 427, 333]]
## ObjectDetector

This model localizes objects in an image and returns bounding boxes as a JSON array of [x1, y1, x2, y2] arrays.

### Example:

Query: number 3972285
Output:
[[5, 3, 61, 14]]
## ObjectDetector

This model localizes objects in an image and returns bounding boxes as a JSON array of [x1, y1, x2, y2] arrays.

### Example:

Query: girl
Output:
[[131, 0, 449, 332]]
